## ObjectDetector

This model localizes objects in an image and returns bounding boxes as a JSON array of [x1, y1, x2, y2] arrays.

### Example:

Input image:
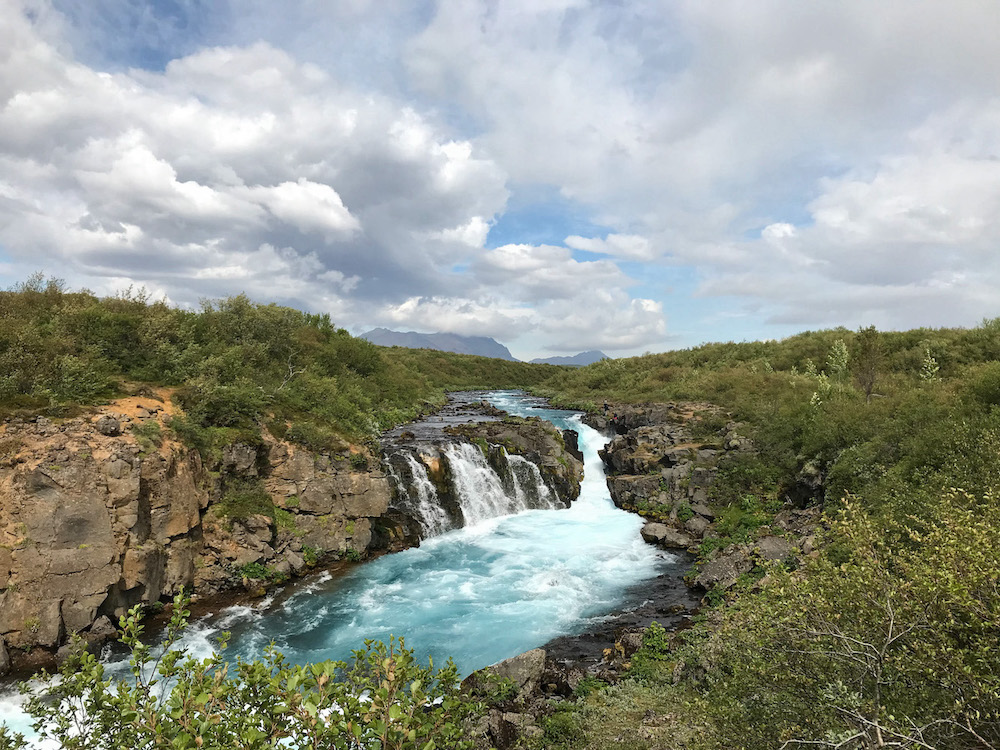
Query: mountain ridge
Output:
[[530, 350, 609, 366], [360, 328, 517, 360]]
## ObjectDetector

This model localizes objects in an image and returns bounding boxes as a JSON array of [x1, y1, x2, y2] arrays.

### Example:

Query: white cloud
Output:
[[244, 179, 360, 239], [564, 234, 657, 261]]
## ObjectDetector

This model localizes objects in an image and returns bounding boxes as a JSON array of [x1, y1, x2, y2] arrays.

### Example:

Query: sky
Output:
[[1, 1, 1000, 360]]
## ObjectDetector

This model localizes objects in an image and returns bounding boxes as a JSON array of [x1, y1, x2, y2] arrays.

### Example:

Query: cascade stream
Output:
[[1, 391, 681, 738]]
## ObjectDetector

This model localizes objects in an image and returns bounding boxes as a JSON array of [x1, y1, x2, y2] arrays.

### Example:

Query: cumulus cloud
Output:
[[405, 0, 1000, 335], [0, 7, 497, 315]]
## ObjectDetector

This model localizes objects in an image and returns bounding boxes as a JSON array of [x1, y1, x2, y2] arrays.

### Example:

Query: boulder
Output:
[[562, 429, 584, 463], [618, 630, 645, 658], [689, 501, 715, 519], [89, 615, 117, 641], [755, 535, 795, 562], [684, 515, 712, 537], [464, 648, 546, 702], [693, 547, 753, 591], [640, 522, 671, 544], [95, 416, 121, 437], [640, 522, 694, 549], [222, 443, 259, 477], [285, 550, 305, 573], [540, 661, 586, 697]]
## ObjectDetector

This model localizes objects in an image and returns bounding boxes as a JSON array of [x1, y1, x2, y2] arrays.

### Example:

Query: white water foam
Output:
[[508, 453, 558, 509], [445, 442, 525, 525]]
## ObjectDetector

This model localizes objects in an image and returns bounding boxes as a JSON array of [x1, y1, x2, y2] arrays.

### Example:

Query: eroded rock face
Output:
[[0, 411, 202, 652], [0, 405, 399, 665]]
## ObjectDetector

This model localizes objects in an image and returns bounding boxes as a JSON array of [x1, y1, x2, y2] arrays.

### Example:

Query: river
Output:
[[1, 390, 680, 739]]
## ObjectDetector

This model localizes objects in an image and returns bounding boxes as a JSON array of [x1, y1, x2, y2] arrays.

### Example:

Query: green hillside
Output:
[[0, 275, 554, 458], [536, 321, 1000, 749]]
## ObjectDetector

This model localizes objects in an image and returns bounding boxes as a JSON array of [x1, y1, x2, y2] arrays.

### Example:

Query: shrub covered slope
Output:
[[0, 275, 553, 458], [535, 321, 1000, 749]]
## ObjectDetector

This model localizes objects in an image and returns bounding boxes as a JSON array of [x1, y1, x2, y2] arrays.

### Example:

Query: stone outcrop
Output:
[[0, 395, 399, 671], [596, 405, 733, 554]]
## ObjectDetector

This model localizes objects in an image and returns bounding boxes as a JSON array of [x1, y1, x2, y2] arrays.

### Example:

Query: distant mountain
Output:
[[530, 350, 609, 367], [360, 328, 517, 361]]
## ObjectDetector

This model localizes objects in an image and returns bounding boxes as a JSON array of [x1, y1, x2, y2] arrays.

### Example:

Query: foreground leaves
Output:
[[1, 593, 477, 750]]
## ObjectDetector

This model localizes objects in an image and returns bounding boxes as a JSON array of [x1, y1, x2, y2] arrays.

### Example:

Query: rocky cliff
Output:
[[0, 394, 397, 674]]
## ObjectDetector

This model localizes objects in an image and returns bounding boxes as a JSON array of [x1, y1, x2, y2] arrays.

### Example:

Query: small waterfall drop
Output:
[[508, 453, 558, 509], [402, 452, 451, 536], [445, 442, 524, 526], [387, 439, 563, 538]]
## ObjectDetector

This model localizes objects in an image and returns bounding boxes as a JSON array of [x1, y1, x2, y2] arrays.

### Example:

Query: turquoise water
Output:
[[1, 391, 672, 737]]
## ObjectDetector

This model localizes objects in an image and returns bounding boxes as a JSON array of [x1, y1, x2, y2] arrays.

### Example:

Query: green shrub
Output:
[[572, 676, 607, 699], [131, 420, 162, 454], [218, 479, 274, 522], [301, 545, 322, 566], [628, 621, 672, 681], [4, 593, 478, 750], [235, 562, 286, 582]]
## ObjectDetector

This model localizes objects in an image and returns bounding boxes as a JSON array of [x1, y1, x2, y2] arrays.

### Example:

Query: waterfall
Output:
[[385, 452, 452, 537], [444, 442, 523, 526], [385, 440, 560, 538], [402, 453, 451, 537], [508, 453, 559, 510]]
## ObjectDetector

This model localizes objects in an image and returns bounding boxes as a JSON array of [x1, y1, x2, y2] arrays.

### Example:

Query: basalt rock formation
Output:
[[0, 396, 396, 674]]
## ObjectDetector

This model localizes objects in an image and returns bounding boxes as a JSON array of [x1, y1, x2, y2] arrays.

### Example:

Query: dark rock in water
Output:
[[562, 429, 584, 463], [641, 522, 694, 549], [89, 615, 117, 641]]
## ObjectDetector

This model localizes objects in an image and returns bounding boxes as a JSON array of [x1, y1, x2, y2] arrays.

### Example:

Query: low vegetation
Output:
[[536, 319, 1000, 749], [4, 594, 476, 749], [0, 275, 553, 460]]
